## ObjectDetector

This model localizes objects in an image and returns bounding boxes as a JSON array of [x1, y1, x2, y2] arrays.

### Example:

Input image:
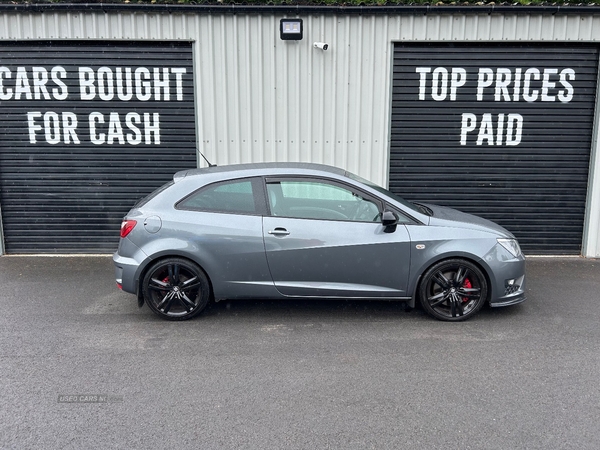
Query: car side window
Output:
[[388, 209, 416, 225], [267, 180, 381, 222], [177, 179, 260, 214]]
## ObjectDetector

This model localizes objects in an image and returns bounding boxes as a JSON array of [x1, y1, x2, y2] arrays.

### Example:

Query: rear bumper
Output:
[[113, 253, 141, 294], [113, 238, 147, 294], [113, 238, 148, 294]]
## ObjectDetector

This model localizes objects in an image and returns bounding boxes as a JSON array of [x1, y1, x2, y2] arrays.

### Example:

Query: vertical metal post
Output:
[[582, 52, 600, 258], [0, 201, 5, 255]]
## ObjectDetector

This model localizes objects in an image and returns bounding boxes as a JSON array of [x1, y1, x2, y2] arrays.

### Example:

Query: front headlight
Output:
[[497, 238, 522, 258]]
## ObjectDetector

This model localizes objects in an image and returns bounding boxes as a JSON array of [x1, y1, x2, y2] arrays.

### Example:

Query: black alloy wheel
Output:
[[419, 259, 488, 322], [142, 258, 211, 320]]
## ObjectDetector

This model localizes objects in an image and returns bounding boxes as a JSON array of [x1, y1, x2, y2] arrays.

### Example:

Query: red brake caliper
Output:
[[462, 278, 472, 302]]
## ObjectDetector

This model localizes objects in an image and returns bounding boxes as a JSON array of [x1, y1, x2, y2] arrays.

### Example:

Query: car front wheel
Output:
[[142, 258, 211, 321], [419, 259, 488, 322]]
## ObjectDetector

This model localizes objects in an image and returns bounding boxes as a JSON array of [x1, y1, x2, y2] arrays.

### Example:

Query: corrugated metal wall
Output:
[[0, 42, 197, 253], [390, 44, 598, 254], [193, 14, 391, 184], [1, 10, 600, 256]]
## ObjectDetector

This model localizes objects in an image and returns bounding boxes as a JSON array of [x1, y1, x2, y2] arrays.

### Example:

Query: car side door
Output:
[[172, 176, 276, 299], [262, 177, 412, 298]]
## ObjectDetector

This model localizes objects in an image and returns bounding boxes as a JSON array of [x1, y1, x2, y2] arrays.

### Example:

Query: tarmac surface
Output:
[[0, 255, 599, 449]]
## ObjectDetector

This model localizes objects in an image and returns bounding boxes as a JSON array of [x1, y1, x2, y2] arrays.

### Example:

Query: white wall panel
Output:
[[1, 10, 600, 255]]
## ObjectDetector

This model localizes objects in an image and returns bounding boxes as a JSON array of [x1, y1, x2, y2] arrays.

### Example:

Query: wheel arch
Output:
[[135, 251, 215, 306], [411, 253, 494, 305]]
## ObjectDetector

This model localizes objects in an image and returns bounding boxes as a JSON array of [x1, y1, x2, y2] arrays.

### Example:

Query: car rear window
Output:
[[134, 180, 175, 208], [177, 179, 259, 214]]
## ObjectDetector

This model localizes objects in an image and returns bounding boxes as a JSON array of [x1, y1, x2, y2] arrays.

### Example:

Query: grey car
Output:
[[113, 163, 525, 321]]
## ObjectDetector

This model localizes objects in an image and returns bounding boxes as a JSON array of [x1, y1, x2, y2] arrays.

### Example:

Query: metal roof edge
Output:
[[0, 3, 599, 16]]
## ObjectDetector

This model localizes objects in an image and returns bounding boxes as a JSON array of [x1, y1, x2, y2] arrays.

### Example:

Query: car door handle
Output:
[[268, 228, 290, 236]]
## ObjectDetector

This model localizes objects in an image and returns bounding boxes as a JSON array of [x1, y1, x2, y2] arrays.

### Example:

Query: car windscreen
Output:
[[345, 171, 424, 215]]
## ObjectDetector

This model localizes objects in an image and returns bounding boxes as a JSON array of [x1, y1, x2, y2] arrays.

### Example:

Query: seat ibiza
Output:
[[113, 163, 526, 321]]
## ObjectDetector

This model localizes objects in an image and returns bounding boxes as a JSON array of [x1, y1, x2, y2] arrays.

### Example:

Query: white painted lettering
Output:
[[153, 68, 170, 101], [558, 68, 575, 103], [15, 67, 32, 100], [107, 112, 125, 144], [79, 67, 96, 100], [476, 113, 494, 145], [541, 68, 558, 102], [506, 114, 523, 146], [135, 68, 152, 101], [62, 112, 80, 144], [0, 67, 12, 100], [43, 111, 61, 145], [431, 67, 448, 101], [522, 68, 540, 102], [495, 69, 512, 102], [144, 113, 160, 144], [496, 113, 505, 146], [89, 112, 105, 144], [450, 68, 466, 101], [476, 68, 494, 101], [171, 68, 187, 101], [27, 111, 43, 143], [32, 67, 51, 100], [460, 113, 477, 145], [513, 68, 522, 102], [116, 68, 133, 101], [416, 67, 431, 100], [97, 67, 115, 101], [50, 66, 68, 100], [125, 112, 142, 145]]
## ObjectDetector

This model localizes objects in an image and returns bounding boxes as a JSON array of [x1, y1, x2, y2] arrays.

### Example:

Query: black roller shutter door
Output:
[[0, 42, 196, 253], [390, 44, 598, 254]]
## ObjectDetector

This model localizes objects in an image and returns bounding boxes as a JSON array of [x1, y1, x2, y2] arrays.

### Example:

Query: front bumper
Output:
[[492, 271, 526, 307], [486, 249, 527, 308], [490, 292, 526, 307]]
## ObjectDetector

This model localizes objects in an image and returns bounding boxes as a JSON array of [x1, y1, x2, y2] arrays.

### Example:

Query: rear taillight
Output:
[[120, 220, 137, 238]]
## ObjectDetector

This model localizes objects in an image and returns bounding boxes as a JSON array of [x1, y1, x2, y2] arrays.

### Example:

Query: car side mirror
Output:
[[381, 210, 398, 233]]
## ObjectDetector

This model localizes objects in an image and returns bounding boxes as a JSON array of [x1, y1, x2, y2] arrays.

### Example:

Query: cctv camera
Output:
[[313, 42, 329, 51]]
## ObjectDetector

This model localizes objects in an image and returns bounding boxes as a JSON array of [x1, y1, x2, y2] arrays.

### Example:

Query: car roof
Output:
[[174, 162, 347, 181]]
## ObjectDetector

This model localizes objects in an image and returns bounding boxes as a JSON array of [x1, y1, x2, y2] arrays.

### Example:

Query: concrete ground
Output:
[[0, 256, 598, 449]]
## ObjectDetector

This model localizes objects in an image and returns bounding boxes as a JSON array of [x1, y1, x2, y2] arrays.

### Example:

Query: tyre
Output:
[[419, 259, 488, 322], [142, 258, 211, 321]]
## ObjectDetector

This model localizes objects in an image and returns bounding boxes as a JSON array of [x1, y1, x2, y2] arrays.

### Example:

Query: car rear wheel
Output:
[[419, 259, 487, 322], [142, 258, 211, 321]]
